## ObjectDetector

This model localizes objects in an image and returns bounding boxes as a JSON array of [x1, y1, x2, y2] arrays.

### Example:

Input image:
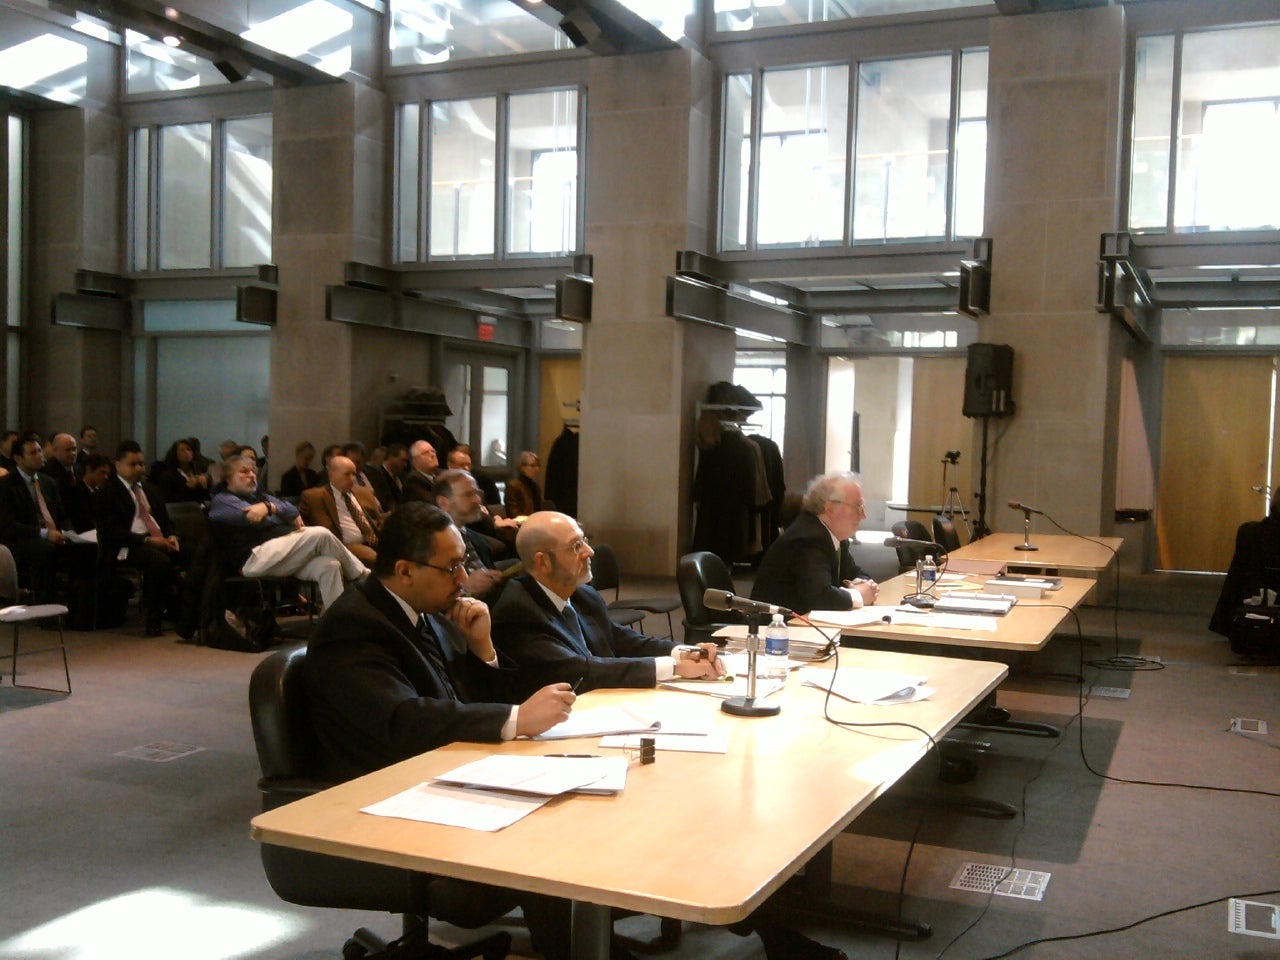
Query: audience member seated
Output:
[[39, 433, 79, 502], [1210, 492, 1280, 638], [490, 511, 722, 699], [447, 443, 501, 506], [431, 469, 508, 602], [159, 438, 212, 504], [0, 429, 19, 475], [300, 455, 382, 565], [208, 455, 368, 611], [445, 445, 517, 543], [278, 440, 321, 498], [750, 471, 879, 616], [339, 441, 375, 494], [95, 440, 182, 636], [367, 442, 408, 512], [303, 502, 578, 960], [504, 450, 545, 518], [65, 453, 110, 534], [399, 439, 439, 503], [73, 425, 98, 476], [0, 432, 93, 602]]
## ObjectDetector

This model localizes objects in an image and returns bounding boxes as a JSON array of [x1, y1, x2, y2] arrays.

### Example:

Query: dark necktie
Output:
[[416, 613, 460, 700], [559, 602, 591, 658], [462, 535, 483, 573], [343, 491, 375, 543]]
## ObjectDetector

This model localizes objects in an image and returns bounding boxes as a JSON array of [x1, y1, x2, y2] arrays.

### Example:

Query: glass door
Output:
[[441, 349, 518, 472]]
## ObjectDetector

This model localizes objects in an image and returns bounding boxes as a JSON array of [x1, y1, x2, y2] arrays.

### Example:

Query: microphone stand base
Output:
[[721, 697, 781, 718], [1014, 544, 1039, 551]]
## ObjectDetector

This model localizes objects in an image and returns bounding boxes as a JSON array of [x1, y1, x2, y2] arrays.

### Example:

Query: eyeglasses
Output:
[[832, 500, 867, 514], [416, 558, 467, 577], [558, 535, 590, 555]]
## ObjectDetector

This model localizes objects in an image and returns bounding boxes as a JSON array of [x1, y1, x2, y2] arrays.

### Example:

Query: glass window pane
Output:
[[508, 89, 578, 256], [8, 115, 23, 328], [389, 0, 569, 67], [430, 98, 495, 258], [1174, 23, 1280, 232], [240, 0, 355, 78], [1129, 34, 1174, 231], [953, 49, 987, 239], [853, 54, 951, 242], [720, 73, 752, 252], [756, 65, 848, 247], [481, 365, 509, 469], [132, 127, 150, 271], [716, 0, 987, 33], [125, 29, 241, 94], [223, 116, 273, 268], [158, 123, 212, 270], [398, 103, 420, 263]]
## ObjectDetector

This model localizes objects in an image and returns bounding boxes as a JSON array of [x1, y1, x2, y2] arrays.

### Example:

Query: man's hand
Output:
[[846, 578, 879, 605], [673, 643, 726, 679], [244, 502, 270, 523], [444, 596, 495, 660], [146, 535, 180, 552], [47, 528, 65, 545], [463, 568, 502, 597], [515, 683, 576, 738]]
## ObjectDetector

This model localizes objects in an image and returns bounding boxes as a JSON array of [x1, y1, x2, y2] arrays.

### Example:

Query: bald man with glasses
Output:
[[750, 471, 880, 616]]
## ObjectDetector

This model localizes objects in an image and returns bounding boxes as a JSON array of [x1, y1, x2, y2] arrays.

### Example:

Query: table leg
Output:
[[571, 901, 612, 960]]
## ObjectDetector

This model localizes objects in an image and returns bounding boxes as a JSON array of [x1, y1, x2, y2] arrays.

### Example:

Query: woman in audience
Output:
[[159, 438, 212, 503], [279, 441, 321, 497], [504, 450, 545, 518]]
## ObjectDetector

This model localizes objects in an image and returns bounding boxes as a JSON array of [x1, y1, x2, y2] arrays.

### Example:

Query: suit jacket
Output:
[[491, 575, 677, 699], [305, 577, 521, 782], [400, 470, 435, 504], [750, 510, 871, 615], [94, 477, 173, 559], [39, 459, 77, 501], [504, 474, 543, 517], [299, 485, 381, 545], [367, 463, 402, 512], [0, 469, 68, 545]]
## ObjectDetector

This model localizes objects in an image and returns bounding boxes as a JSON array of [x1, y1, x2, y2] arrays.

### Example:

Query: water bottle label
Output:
[[765, 635, 789, 657]]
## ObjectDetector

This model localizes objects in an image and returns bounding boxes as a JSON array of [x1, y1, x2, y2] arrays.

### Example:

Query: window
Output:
[[715, 0, 989, 34], [1130, 22, 1280, 233], [720, 49, 986, 251], [6, 114, 24, 423], [389, 0, 569, 66], [397, 89, 580, 262], [132, 116, 273, 271], [734, 352, 786, 453]]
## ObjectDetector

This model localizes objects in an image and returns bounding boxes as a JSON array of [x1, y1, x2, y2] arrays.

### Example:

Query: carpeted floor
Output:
[[1, 570, 1277, 960]]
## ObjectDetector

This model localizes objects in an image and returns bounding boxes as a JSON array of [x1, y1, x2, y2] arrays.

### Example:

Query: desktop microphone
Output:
[[883, 536, 944, 550], [703, 589, 792, 618], [1007, 500, 1045, 516]]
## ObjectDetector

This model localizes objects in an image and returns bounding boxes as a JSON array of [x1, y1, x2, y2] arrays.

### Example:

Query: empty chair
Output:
[[249, 645, 511, 960], [587, 543, 652, 632], [932, 515, 962, 554], [0, 544, 71, 694], [589, 543, 680, 638], [675, 551, 744, 646], [890, 519, 934, 572]]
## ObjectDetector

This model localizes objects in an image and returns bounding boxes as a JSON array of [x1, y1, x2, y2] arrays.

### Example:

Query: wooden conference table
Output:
[[251, 648, 1006, 960], [947, 532, 1124, 574]]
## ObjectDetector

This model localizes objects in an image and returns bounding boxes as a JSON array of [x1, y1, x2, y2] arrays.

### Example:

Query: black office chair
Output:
[[675, 551, 744, 646], [589, 543, 680, 638], [248, 645, 512, 960], [890, 520, 933, 572], [932, 515, 962, 555]]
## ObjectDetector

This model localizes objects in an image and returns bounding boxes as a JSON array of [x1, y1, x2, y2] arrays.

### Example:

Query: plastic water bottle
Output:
[[921, 554, 938, 593], [763, 613, 790, 680]]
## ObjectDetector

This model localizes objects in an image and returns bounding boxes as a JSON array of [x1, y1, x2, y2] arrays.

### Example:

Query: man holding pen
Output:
[[491, 511, 725, 699]]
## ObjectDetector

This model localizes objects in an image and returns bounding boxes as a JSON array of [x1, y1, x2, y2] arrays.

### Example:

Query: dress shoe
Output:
[[145, 612, 165, 636]]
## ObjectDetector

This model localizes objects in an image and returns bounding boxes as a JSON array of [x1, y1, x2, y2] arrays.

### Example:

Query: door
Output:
[[441, 350, 518, 471]]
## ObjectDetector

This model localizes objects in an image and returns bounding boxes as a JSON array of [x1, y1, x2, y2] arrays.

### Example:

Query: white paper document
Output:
[[720, 652, 807, 674], [660, 676, 784, 700], [534, 705, 660, 740], [362, 781, 550, 831], [433, 754, 623, 796], [801, 667, 933, 705], [598, 732, 730, 754], [806, 607, 900, 628]]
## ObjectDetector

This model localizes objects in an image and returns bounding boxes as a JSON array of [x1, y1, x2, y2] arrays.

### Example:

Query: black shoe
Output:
[[145, 613, 165, 636]]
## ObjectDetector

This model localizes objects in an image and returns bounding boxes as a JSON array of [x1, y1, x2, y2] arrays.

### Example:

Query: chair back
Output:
[[167, 501, 208, 553], [778, 491, 804, 531], [676, 551, 740, 629], [249, 645, 327, 798], [932, 515, 962, 554], [591, 543, 623, 599], [0, 545, 18, 604], [890, 520, 933, 570]]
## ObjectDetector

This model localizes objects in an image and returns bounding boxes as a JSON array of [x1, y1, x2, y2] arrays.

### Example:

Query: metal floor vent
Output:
[[115, 740, 205, 763], [950, 863, 1051, 901]]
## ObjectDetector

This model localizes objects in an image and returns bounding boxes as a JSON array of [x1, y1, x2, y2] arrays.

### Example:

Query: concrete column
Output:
[[26, 106, 123, 439], [979, 6, 1127, 537], [270, 82, 428, 488], [577, 48, 726, 574]]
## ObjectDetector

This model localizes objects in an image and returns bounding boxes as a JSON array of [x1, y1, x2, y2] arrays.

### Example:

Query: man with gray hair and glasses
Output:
[[750, 471, 879, 616]]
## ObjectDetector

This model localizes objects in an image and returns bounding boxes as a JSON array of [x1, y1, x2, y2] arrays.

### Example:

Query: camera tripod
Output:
[[940, 451, 973, 540]]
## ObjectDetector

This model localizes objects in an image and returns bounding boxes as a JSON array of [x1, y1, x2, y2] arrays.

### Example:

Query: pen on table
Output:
[[570, 676, 584, 693], [545, 753, 599, 758]]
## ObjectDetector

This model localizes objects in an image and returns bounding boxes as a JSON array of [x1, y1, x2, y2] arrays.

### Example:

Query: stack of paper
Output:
[[802, 668, 933, 705], [534, 705, 660, 740]]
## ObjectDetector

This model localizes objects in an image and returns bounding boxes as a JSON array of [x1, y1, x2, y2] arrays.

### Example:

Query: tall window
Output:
[[715, 0, 988, 33], [5, 114, 25, 424], [1130, 22, 1280, 233], [132, 116, 273, 271], [397, 89, 580, 262], [721, 48, 987, 251], [734, 352, 786, 453]]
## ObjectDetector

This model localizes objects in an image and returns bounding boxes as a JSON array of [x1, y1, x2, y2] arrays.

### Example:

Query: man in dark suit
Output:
[[490, 511, 723, 700], [367, 442, 408, 512], [750, 472, 880, 616], [399, 439, 438, 503], [0, 432, 84, 601], [303, 502, 577, 959], [39, 432, 79, 502], [431, 468, 507, 601], [95, 441, 182, 635]]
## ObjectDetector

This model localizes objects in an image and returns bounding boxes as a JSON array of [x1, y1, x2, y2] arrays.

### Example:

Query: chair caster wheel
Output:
[[341, 939, 368, 960]]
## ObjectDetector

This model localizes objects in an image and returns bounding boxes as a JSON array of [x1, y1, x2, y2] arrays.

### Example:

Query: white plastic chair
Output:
[[0, 545, 71, 694]]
